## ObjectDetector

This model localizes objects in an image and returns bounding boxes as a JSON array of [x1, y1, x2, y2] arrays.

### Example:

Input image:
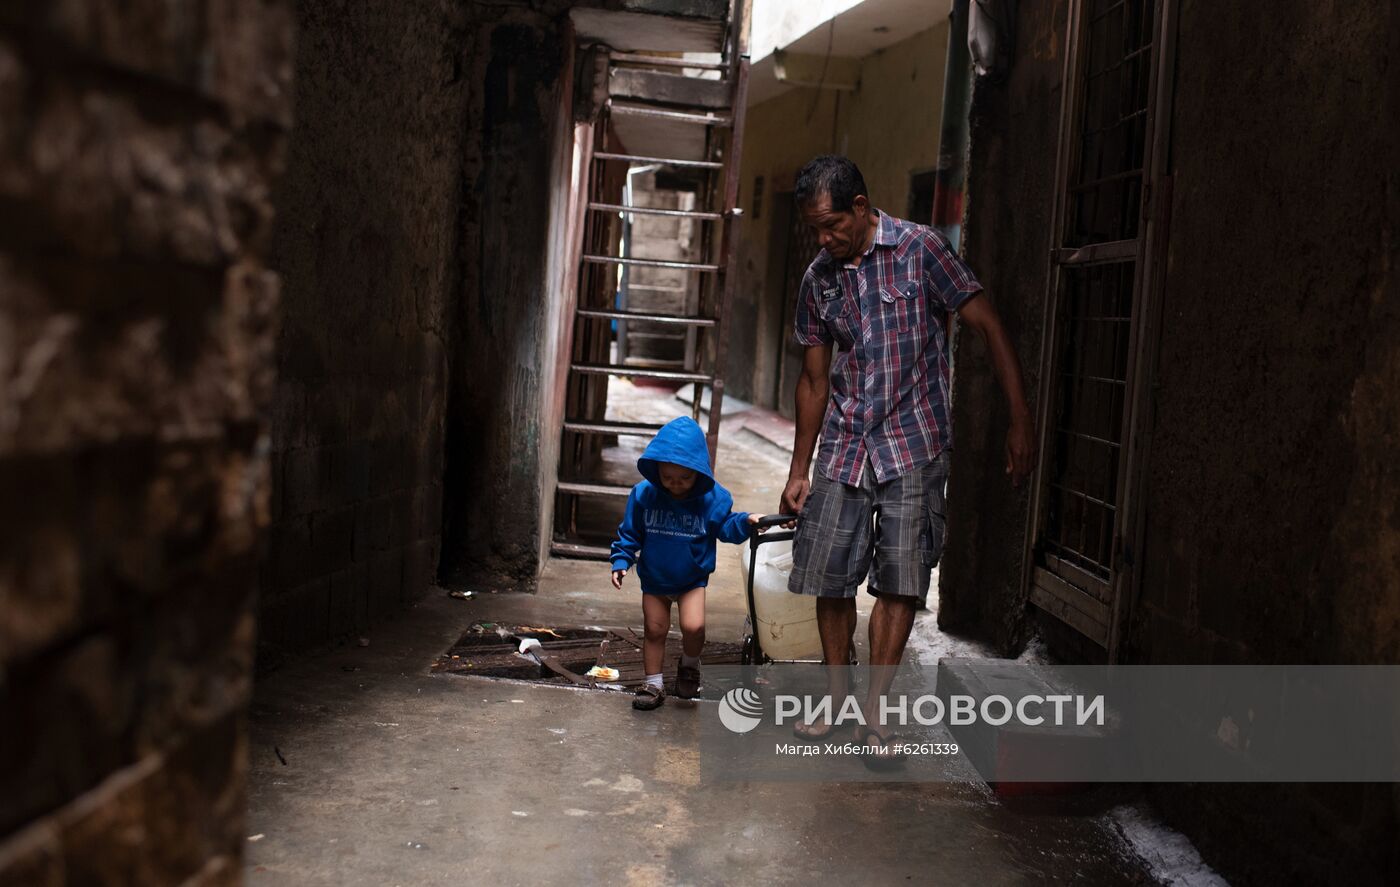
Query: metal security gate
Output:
[[1026, 0, 1177, 657]]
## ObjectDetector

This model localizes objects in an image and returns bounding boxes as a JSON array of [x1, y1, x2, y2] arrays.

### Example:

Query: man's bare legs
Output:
[[861, 593, 916, 739], [851, 590, 918, 755], [793, 596, 858, 738]]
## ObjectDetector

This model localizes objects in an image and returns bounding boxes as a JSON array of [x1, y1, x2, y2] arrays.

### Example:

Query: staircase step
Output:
[[609, 53, 729, 71], [609, 101, 731, 127], [594, 151, 723, 169], [563, 419, 666, 437], [583, 254, 720, 272], [577, 308, 715, 326], [618, 0, 729, 22], [570, 362, 711, 383], [590, 202, 723, 220], [557, 481, 634, 498], [549, 540, 614, 560], [609, 68, 731, 110]]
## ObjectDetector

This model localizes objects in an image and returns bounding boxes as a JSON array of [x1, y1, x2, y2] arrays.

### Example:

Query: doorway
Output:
[[771, 191, 822, 418]]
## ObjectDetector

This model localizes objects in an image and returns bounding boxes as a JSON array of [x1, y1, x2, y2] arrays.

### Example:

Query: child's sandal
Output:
[[632, 684, 665, 711]]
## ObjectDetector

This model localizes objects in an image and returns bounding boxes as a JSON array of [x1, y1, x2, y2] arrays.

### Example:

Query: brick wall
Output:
[[0, 1, 292, 883]]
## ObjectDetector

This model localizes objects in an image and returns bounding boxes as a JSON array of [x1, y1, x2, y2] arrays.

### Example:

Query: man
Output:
[[780, 155, 1035, 764]]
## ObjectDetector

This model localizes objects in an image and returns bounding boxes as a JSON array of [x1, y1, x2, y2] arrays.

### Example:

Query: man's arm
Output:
[[781, 343, 832, 519], [956, 293, 1037, 487]]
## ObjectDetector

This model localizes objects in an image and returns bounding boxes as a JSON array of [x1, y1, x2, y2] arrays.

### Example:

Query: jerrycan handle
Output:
[[749, 513, 799, 552]]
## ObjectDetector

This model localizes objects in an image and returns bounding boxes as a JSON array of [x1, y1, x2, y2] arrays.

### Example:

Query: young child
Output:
[[610, 416, 764, 710]]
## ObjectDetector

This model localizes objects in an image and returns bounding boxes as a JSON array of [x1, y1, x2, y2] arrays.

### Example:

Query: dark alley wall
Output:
[[1135, 0, 1398, 667], [261, 0, 461, 663], [938, 0, 1063, 651], [947, 0, 1400, 882], [0, 1, 292, 882], [1132, 2, 1398, 881], [263, 1, 586, 661], [440, 14, 575, 591]]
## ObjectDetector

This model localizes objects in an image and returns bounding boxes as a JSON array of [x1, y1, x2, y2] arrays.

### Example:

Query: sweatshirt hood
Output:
[[638, 416, 715, 498]]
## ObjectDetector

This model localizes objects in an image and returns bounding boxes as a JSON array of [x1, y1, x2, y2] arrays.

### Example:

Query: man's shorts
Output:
[[787, 451, 950, 600]]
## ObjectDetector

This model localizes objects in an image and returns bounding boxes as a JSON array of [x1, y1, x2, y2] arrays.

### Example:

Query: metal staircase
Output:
[[552, 0, 749, 560]]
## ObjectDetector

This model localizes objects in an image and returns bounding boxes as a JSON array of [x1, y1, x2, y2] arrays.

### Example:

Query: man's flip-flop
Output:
[[857, 728, 908, 770]]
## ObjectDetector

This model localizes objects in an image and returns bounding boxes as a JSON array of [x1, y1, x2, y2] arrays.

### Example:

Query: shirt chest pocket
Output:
[[880, 282, 924, 334], [817, 288, 856, 343]]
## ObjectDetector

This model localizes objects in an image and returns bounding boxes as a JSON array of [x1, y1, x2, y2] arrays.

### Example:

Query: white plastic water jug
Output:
[[741, 539, 823, 661]]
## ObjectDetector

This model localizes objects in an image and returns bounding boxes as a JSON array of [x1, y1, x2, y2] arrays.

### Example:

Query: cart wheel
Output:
[[740, 635, 756, 665]]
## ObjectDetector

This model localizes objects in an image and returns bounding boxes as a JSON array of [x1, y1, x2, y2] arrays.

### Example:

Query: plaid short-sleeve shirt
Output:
[[794, 209, 982, 487]]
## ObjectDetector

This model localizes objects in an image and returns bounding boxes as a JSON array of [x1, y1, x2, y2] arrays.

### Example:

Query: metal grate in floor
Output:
[[433, 621, 741, 699]]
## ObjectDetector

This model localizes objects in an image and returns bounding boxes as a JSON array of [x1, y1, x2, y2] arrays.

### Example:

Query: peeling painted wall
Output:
[[729, 23, 950, 410], [441, 15, 576, 591]]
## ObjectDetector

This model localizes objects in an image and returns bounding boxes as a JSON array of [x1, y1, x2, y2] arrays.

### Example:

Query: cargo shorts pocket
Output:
[[919, 504, 946, 570]]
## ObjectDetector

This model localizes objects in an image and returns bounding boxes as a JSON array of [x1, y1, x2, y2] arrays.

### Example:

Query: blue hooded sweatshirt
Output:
[[610, 416, 752, 595]]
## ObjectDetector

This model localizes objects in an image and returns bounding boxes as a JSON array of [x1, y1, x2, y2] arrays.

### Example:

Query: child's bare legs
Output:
[[676, 587, 706, 658], [638, 589, 705, 705], [641, 593, 673, 677]]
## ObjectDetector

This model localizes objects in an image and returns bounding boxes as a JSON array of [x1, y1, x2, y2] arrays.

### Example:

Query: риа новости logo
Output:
[[718, 687, 764, 733]]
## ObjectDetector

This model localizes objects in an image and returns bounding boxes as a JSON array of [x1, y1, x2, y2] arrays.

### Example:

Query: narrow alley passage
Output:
[[4, 0, 1396, 885], [245, 389, 1152, 886]]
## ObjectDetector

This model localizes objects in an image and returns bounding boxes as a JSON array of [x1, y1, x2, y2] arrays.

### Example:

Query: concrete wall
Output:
[[947, 0, 1400, 882], [729, 22, 950, 409], [0, 0, 292, 881], [731, 85, 840, 409]]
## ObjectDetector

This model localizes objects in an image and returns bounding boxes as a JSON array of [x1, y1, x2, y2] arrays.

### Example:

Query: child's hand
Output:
[[747, 514, 769, 535], [611, 568, 627, 589]]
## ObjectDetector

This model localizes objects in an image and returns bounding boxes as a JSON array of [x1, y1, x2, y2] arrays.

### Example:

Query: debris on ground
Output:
[[432, 625, 742, 691], [357, 637, 370, 647], [447, 590, 475, 600], [586, 665, 620, 681]]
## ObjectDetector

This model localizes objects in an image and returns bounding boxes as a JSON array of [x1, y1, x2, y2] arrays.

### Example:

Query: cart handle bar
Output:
[[754, 513, 799, 531]]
